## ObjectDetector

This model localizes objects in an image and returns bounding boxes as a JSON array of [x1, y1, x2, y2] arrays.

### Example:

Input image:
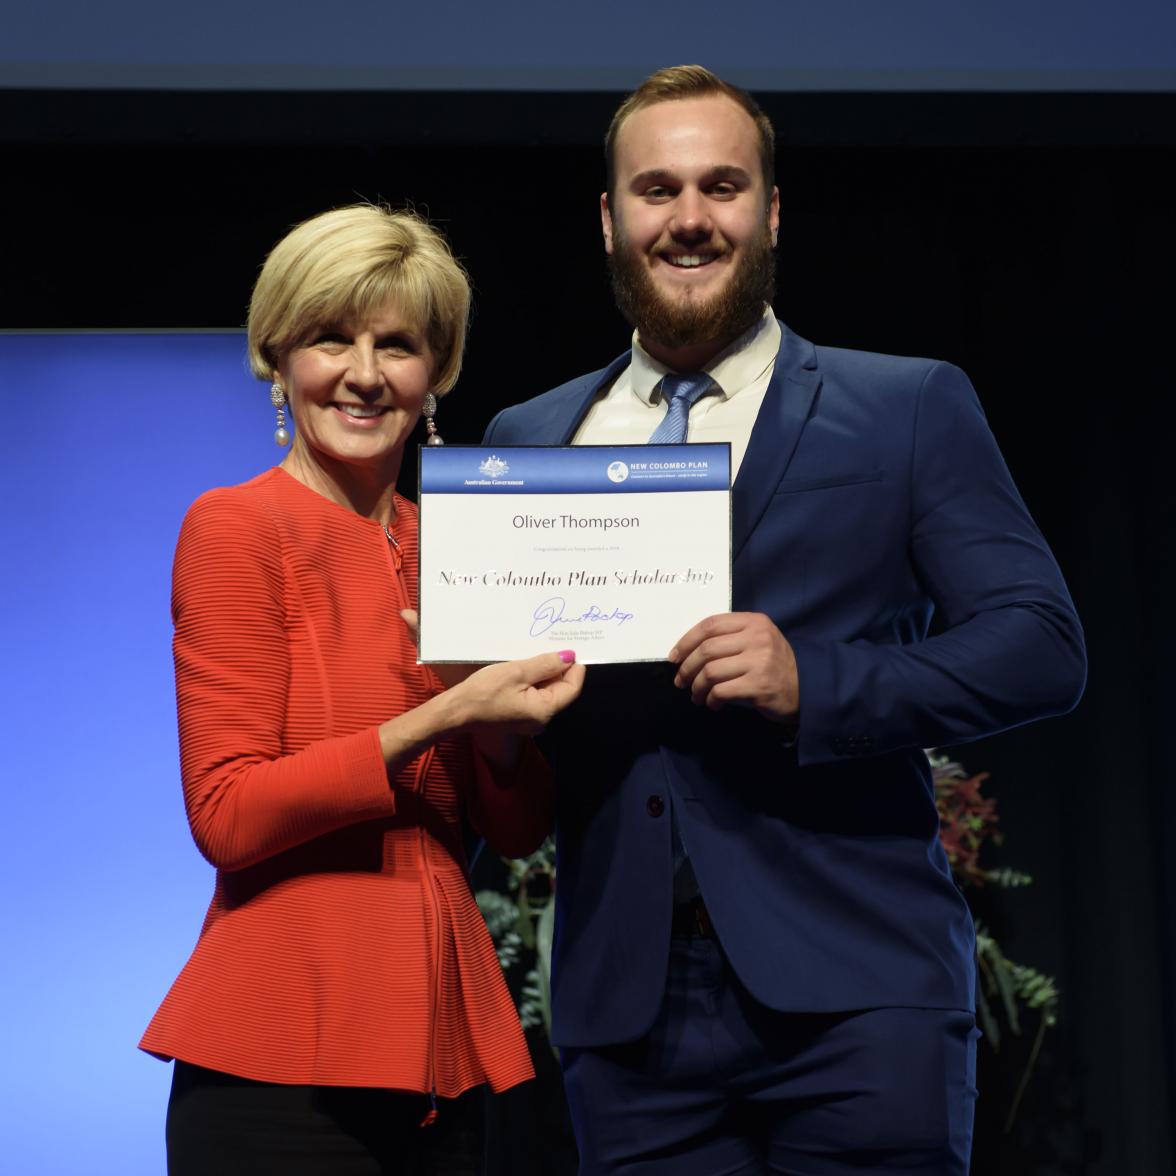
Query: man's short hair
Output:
[[604, 65, 776, 204]]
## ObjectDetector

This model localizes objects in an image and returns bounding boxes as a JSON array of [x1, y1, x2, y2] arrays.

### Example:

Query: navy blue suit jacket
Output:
[[483, 322, 1086, 1049]]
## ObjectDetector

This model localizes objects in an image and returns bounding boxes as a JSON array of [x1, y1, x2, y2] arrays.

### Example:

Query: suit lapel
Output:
[[548, 354, 631, 444], [540, 333, 819, 559], [731, 323, 821, 559]]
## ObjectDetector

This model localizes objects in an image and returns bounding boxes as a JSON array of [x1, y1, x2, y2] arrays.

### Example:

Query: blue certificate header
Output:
[[420, 444, 731, 494]]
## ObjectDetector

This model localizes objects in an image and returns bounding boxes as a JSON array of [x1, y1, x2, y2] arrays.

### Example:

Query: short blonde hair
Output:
[[247, 204, 471, 395]]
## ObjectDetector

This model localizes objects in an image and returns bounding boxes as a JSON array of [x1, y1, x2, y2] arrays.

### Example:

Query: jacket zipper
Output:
[[384, 522, 443, 1126]]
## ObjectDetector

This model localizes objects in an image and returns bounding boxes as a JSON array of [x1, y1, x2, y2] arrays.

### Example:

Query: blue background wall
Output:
[[0, 334, 274, 1174]]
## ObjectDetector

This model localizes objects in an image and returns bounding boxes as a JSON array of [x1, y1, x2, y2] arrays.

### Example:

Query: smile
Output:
[[333, 403, 387, 419], [663, 252, 722, 269]]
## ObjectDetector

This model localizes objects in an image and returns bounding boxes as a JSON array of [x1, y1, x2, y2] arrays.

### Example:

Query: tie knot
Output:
[[659, 372, 714, 409], [647, 372, 718, 445]]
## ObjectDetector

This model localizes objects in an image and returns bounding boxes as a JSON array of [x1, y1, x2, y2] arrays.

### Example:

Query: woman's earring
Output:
[[422, 393, 444, 446], [271, 382, 291, 447]]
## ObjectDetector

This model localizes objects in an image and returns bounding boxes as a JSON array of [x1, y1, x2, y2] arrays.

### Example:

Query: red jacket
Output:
[[140, 467, 548, 1095]]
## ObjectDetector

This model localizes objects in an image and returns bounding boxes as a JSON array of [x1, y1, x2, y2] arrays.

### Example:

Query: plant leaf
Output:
[[976, 981, 1000, 1051]]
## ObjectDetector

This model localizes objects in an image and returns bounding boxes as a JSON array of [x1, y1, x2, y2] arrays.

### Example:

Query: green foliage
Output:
[[475, 838, 558, 1048], [931, 753, 1060, 1130]]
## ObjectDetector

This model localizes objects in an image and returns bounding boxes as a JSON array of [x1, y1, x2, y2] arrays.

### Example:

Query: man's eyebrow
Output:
[[627, 165, 752, 190], [708, 165, 752, 184], [628, 169, 676, 190]]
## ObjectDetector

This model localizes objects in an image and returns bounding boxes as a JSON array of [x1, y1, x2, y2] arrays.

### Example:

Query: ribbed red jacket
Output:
[[140, 467, 548, 1095]]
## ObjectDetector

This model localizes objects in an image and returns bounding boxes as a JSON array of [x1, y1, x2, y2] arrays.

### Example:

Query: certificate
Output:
[[418, 444, 731, 664]]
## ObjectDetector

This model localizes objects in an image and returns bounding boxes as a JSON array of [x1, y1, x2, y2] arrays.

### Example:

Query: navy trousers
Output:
[[561, 936, 977, 1175]]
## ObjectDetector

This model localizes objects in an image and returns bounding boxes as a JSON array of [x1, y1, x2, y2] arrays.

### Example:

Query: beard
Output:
[[608, 223, 776, 355]]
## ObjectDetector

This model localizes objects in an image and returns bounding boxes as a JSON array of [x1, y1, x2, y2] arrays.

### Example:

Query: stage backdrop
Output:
[[0, 333, 284, 1175], [3, 0, 1175, 91]]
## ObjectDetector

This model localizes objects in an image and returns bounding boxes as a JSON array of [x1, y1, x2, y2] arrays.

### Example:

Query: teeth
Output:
[[336, 404, 383, 418], [666, 254, 715, 268]]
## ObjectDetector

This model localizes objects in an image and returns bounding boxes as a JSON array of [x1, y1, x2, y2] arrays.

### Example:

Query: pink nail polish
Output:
[[558, 650, 576, 664]]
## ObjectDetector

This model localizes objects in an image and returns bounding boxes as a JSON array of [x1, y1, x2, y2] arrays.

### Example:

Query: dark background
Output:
[[3, 87, 1173, 1174]]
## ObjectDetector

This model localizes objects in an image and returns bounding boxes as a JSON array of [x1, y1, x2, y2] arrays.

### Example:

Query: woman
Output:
[[140, 205, 584, 1174]]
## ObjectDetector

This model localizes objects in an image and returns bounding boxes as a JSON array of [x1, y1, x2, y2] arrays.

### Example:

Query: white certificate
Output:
[[418, 444, 731, 664]]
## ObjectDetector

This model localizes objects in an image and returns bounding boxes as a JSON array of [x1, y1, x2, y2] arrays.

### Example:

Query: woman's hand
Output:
[[451, 650, 586, 735], [400, 610, 583, 777], [379, 613, 584, 771], [400, 609, 584, 731]]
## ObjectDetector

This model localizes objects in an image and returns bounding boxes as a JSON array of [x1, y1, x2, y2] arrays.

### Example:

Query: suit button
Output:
[[646, 795, 665, 818]]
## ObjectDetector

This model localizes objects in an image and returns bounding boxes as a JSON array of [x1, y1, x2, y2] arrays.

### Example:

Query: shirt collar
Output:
[[628, 308, 781, 406]]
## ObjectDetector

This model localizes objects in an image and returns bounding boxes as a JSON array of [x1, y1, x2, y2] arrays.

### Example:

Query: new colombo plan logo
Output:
[[607, 460, 629, 483], [478, 454, 510, 478]]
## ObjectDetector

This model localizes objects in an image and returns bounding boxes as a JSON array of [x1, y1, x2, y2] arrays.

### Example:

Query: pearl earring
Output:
[[422, 393, 444, 446], [271, 382, 291, 447]]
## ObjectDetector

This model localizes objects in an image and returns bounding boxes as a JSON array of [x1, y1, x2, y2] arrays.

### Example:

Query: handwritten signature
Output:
[[530, 596, 635, 637]]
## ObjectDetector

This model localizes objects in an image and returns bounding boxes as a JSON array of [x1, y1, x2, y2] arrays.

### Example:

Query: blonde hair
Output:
[[605, 65, 775, 203], [247, 204, 471, 395]]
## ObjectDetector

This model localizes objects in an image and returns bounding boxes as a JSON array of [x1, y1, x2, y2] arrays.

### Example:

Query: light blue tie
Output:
[[649, 373, 715, 902], [648, 372, 716, 444]]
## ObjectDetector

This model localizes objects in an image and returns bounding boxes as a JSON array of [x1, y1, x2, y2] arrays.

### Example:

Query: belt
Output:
[[670, 895, 716, 939]]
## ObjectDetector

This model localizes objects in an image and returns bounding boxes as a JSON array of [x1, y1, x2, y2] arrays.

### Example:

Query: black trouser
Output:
[[166, 1062, 483, 1176]]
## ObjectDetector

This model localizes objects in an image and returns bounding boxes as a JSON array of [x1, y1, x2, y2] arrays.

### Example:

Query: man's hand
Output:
[[668, 612, 799, 722]]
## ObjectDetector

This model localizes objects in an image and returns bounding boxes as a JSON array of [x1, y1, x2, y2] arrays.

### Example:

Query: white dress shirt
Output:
[[572, 308, 781, 479]]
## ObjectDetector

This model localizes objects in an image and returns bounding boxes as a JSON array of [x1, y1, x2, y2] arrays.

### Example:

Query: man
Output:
[[484, 66, 1085, 1174]]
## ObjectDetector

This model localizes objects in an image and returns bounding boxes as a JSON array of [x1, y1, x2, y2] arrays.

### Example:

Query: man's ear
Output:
[[600, 192, 614, 255], [769, 185, 780, 248]]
